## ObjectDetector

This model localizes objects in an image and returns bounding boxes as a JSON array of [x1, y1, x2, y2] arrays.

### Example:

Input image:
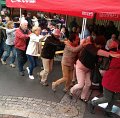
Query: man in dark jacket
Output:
[[40, 29, 64, 86]]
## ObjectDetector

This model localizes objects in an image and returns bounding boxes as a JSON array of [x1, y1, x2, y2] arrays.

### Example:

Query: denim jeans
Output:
[[0, 40, 4, 58], [2, 44, 16, 64], [16, 48, 27, 72], [27, 55, 37, 75]]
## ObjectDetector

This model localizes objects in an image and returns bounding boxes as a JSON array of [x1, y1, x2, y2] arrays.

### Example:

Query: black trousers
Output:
[[16, 48, 27, 72], [93, 87, 120, 112]]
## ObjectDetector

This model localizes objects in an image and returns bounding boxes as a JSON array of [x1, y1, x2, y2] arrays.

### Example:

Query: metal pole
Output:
[[82, 18, 87, 39], [65, 15, 68, 27], [20, 8, 22, 21], [81, 18, 85, 39], [81, 18, 87, 39]]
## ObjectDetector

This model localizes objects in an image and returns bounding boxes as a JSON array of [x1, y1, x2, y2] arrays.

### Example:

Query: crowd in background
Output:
[[0, 11, 120, 117]]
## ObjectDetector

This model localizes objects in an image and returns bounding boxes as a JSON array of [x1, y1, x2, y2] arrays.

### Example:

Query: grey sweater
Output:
[[5, 28, 16, 45]]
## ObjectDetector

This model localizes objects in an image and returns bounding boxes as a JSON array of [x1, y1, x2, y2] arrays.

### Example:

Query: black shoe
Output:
[[69, 92, 73, 99], [88, 101, 95, 114], [19, 71, 25, 76], [40, 81, 49, 86], [104, 111, 113, 117]]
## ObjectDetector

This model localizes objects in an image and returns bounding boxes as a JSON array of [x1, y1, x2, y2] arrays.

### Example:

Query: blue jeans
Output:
[[27, 55, 37, 75], [0, 40, 4, 58], [2, 44, 16, 64]]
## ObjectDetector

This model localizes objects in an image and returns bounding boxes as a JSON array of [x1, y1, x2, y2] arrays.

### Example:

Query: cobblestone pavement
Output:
[[0, 94, 86, 118]]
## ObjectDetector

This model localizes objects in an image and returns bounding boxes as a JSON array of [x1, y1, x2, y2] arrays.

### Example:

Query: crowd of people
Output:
[[0, 12, 120, 117]]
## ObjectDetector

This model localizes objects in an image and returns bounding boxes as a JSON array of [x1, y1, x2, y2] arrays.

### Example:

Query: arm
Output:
[[97, 49, 110, 57], [97, 49, 120, 58], [6, 28, 16, 34], [66, 44, 82, 53]]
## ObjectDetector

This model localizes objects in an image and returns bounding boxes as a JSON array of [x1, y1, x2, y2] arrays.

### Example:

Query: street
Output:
[[0, 58, 119, 118]]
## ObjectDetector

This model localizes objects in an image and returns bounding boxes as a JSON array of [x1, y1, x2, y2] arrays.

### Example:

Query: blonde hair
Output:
[[32, 26, 41, 33], [6, 21, 14, 29]]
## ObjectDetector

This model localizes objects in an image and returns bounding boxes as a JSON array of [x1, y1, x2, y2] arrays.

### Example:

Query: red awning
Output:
[[6, 0, 120, 20]]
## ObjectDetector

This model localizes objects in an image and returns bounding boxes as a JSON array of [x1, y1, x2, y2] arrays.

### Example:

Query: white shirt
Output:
[[26, 33, 43, 56]]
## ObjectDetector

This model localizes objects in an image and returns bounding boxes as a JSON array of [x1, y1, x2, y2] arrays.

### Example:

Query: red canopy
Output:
[[6, 0, 120, 20]]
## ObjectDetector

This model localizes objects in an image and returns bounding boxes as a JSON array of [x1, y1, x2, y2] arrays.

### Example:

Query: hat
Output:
[[52, 29, 61, 36]]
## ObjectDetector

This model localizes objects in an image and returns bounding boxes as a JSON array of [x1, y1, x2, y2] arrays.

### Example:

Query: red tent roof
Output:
[[6, 0, 120, 20]]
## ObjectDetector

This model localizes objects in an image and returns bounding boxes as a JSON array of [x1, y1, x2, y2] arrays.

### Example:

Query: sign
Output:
[[11, 0, 36, 3]]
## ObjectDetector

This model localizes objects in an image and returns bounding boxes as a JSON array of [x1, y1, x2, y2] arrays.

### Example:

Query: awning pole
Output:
[[81, 18, 85, 39], [81, 18, 87, 39], [20, 8, 22, 20], [65, 15, 68, 27], [83, 18, 87, 39]]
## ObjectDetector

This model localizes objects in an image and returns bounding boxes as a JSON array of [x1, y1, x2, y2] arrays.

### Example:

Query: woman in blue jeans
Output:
[[26, 26, 45, 79], [1, 21, 17, 67]]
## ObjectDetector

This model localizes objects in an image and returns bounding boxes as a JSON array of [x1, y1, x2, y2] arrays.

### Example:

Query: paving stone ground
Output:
[[0, 94, 86, 118]]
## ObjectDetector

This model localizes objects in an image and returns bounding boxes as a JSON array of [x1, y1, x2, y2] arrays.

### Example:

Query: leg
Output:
[[27, 55, 36, 75], [65, 67, 74, 90], [81, 71, 91, 100], [40, 58, 51, 84], [52, 64, 69, 91], [88, 88, 114, 114], [2, 44, 11, 62], [16, 49, 26, 74], [10, 46, 16, 64], [92, 88, 114, 105], [70, 68, 86, 95], [106, 93, 119, 112], [49, 59, 54, 72], [0, 40, 4, 58]]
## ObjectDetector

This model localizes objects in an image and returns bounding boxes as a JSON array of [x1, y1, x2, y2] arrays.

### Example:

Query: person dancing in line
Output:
[[14, 20, 31, 76], [26, 26, 46, 79], [70, 36, 120, 102], [88, 51, 120, 117], [1, 21, 18, 67], [40, 29, 65, 86], [52, 33, 83, 92]]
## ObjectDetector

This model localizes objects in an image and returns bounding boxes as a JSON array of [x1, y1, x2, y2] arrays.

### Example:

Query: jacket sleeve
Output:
[[16, 29, 29, 39]]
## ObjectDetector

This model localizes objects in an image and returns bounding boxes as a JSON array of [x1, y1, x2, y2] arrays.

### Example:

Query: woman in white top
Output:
[[26, 26, 44, 79], [1, 21, 17, 67]]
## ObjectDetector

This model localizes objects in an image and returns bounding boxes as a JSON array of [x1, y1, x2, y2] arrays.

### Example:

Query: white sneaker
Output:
[[1, 59, 6, 65], [10, 64, 16, 68], [26, 67, 30, 74], [29, 75, 34, 80]]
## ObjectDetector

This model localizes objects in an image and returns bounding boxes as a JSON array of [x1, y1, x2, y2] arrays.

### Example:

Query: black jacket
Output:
[[41, 34, 64, 59], [0, 29, 4, 43]]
